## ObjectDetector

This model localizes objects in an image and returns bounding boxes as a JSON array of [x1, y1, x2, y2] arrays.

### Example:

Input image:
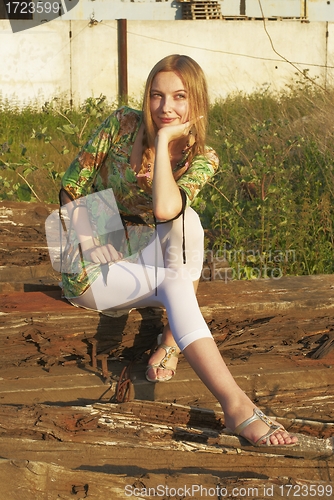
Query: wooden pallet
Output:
[[219, 16, 308, 22], [181, 1, 223, 20]]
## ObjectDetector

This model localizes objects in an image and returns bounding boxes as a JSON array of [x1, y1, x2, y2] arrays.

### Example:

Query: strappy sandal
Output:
[[145, 338, 180, 383], [227, 407, 297, 447]]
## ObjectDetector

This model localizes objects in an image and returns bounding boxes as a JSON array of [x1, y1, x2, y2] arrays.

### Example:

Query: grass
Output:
[[0, 95, 114, 202], [1, 84, 334, 277]]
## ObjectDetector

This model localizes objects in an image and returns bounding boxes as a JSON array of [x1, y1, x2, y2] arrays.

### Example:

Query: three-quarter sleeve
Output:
[[177, 146, 219, 207], [61, 112, 121, 200]]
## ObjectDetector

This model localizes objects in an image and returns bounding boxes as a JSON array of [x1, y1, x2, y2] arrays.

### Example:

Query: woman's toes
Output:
[[284, 433, 298, 445], [156, 367, 173, 379], [266, 431, 297, 446], [146, 345, 178, 381], [146, 364, 174, 382]]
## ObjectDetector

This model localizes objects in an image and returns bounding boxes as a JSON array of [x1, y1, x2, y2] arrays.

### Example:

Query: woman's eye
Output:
[[176, 94, 186, 99], [151, 93, 161, 98]]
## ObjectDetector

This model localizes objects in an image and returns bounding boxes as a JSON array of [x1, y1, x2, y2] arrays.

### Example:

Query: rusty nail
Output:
[[88, 338, 98, 369], [98, 353, 109, 379]]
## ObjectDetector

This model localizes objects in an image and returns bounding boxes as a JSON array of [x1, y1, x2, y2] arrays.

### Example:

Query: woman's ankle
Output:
[[160, 324, 179, 349]]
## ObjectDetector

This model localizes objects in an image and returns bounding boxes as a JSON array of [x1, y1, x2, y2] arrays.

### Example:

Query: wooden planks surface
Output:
[[0, 200, 333, 498]]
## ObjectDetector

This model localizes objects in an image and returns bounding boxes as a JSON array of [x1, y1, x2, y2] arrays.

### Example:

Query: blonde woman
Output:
[[59, 55, 297, 448]]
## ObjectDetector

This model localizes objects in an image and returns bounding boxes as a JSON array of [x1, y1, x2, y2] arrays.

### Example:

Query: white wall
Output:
[[0, 21, 70, 106], [0, 19, 332, 107], [71, 21, 118, 103], [124, 20, 328, 102]]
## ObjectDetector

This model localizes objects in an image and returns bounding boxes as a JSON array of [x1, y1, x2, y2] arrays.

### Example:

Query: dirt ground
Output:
[[0, 201, 333, 499]]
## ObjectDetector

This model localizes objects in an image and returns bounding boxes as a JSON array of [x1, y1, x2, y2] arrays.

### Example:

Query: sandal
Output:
[[227, 407, 297, 447], [145, 336, 180, 383]]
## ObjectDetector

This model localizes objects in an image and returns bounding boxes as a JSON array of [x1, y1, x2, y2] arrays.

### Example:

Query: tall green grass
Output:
[[1, 86, 333, 277], [195, 84, 334, 277]]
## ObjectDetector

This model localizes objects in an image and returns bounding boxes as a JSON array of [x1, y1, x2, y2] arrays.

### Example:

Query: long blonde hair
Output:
[[138, 54, 209, 189]]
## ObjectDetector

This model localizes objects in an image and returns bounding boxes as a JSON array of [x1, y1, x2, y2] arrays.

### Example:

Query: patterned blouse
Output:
[[60, 106, 219, 298]]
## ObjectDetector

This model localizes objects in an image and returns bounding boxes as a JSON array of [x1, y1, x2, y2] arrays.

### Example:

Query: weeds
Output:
[[1, 85, 333, 277], [195, 84, 334, 276], [0, 95, 113, 203]]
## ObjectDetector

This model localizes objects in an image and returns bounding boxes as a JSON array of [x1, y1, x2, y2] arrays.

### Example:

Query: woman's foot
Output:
[[146, 343, 180, 382], [224, 402, 298, 447], [146, 324, 180, 382], [181, 337, 298, 448]]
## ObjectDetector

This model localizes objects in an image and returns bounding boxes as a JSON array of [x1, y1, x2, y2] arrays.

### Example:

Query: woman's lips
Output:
[[159, 117, 177, 124]]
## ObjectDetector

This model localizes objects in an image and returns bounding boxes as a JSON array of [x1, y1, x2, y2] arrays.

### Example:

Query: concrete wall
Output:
[[0, 19, 333, 107], [0, 21, 71, 106]]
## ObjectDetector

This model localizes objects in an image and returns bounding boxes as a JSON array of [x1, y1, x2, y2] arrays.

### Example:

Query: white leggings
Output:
[[69, 207, 213, 351]]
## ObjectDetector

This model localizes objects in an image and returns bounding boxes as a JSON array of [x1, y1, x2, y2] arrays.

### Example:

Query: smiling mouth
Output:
[[159, 117, 177, 124]]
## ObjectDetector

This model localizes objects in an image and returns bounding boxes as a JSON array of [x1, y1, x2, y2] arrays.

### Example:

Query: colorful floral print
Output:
[[60, 106, 219, 298]]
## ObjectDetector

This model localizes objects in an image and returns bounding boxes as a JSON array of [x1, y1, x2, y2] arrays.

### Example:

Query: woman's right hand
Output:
[[81, 242, 123, 264], [156, 116, 203, 144]]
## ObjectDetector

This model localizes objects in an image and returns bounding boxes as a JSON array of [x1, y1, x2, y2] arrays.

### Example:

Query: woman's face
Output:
[[149, 71, 189, 130]]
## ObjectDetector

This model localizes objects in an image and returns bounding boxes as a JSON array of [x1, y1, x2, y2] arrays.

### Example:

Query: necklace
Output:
[[136, 140, 193, 180]]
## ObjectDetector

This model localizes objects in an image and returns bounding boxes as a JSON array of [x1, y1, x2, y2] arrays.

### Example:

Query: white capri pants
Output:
[[69, 207, 213, 351]]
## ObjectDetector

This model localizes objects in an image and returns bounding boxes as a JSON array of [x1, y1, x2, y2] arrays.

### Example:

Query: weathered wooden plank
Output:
[[0, 203, 56, 267], [0, 398, 332, 497], [0, 355, 332, 426], [0, 402, 332, 500], [1, 277, 334, 363], [0, 402, 332, 462], [0, 459, 330, 500], [1, 436, 332, 482]]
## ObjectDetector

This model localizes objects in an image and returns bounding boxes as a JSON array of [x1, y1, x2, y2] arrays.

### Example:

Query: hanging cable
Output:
[[258, 0, 327, 92]]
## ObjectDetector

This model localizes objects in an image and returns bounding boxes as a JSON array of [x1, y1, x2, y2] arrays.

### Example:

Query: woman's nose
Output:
[[161, 96, 172, 113]]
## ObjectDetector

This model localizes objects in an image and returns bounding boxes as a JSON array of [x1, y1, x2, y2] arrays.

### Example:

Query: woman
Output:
[[59, 54, 297, 447]]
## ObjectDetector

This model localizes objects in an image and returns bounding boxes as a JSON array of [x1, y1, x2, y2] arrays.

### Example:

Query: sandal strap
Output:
[[235, 408, 284, 445], [147, 362, 176, 374], [159, 344, 179, 369]]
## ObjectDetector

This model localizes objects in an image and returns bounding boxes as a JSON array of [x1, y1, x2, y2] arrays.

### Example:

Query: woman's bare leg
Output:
[[145, 209, 202, 382], [146, 279, 199, 381], [183, 337, 298, 445], [71, 260, 297, 445]]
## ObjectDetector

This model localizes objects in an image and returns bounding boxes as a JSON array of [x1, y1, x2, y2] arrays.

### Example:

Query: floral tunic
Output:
[[60, 106, 219, 298]]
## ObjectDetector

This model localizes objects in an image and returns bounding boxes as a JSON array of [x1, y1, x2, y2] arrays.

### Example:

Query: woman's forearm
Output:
[[69, 206, 96, 251], [68, 205, 121, 263], [152, 134, 183, 221]]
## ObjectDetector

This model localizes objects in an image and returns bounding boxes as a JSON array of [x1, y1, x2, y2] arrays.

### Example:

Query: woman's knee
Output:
[[162, 266, 190, 284]]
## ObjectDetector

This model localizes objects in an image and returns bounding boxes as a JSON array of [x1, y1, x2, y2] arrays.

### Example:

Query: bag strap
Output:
[[154, 189, 187, 264]]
